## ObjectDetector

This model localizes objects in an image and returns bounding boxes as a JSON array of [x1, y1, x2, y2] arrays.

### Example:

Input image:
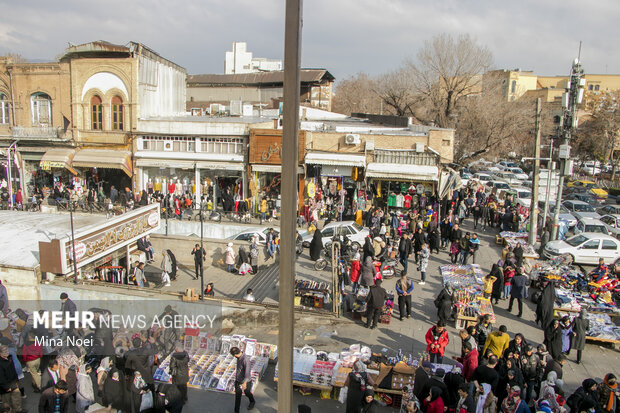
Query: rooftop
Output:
[[187, 69, 335, 86], [0, 211, 106, 269]]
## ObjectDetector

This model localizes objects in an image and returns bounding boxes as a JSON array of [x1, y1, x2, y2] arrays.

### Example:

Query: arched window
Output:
[[0, 93, 8, 124], [31, 92, 52, 126], [91, 95, 102, 130], [112, 96, 124, 130]]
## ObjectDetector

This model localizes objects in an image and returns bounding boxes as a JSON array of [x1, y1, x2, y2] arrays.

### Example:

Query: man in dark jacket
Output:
[[169, 342, 190, 403], [421, 368, 449, 402], [395, 273, 414, 320], [0, 345, 21, 412], [137, 236, 154, 262], [521, 345, 542, 403], [191, 244, 206, 280], [440, 218, 451, 249], [59, 292, 77, 318], [567, 378, 601, 413], [230, 347, 255, 413], [414, 361, 432, 400], [39, 380, 69, 413], [449, 224, 462, 264], [365, 279, 387, 329], [508, 269, 527, 317], [398, 232, 413, 274], [543, 354, 566, 381], [40, 358, 60, 392]]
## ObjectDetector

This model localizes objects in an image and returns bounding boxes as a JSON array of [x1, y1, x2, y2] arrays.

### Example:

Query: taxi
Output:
[[566, 180, 608, 198]]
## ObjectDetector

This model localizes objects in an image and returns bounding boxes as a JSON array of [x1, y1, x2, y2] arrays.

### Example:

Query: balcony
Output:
[[12, 126, 62, 140]]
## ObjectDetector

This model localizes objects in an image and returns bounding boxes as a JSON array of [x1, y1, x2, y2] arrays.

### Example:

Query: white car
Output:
[[302, 221, 369, 249], [507, 167, 529, 180], [599, 215, 620, 238], [574, 217, 610, 236], [497, 161, 518, 171], [544, 233, 620, 265], [514, 188, 532, 208], [229, 227, 279, 244], [544, 202, 577, 228], [473, 173, 493, 186], [582, 161, 602, 176], [485, 181, 511, 193]]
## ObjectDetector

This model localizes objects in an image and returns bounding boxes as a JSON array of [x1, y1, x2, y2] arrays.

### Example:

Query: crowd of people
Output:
[[0, 293, 191, 413]]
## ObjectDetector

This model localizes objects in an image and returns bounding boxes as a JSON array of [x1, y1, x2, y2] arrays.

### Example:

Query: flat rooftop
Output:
[[0, 211, 107, 269]]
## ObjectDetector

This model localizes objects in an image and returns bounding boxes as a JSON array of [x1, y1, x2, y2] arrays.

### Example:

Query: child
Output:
[[350, 252, 361, 294], [483, 273, 497, 299]]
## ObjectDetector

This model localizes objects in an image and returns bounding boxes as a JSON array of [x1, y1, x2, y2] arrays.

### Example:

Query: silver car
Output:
[[600, 214, 620, 238]]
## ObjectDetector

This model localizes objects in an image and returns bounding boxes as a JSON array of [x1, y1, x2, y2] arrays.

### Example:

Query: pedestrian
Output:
[[414, 362, 432, 400], [39, 380, 69, 413], [544, 319, 563, 360], [413, 228, 425, 263], [474, 383, 497, 413], [76, 364, 95, 413], [130, 370, 152, 413], [536, 281, 556, 329], [571, 309, 589, 364], [344, 361, 375, 413], [169, 342, 190, 404], [508, 269, 527, 317], [137, 236, 154, 263], [309, 229, 323, 261], [266, 228, 277, 259], [59, 292, 77, 316], [468, 234, 480, 264], [458, 232, 470, 264], [362, 389, 381, 413], [429, 223, 440, 254], [350, 252, 361, 294], [483, 325, 509, 359], [501, 386, 530, 413], [160, 251, 172, 287], [249, 235, 260, 274], [230, 347, 256, 413], [598, 374, 618, 413], [399, 232, 413, 274], [424, 387, 445, 413], [483, 272, 497, 299], [560, 316, 573, 355], [455, 342, 479, 382], [365, 279, 387, 329], [395, 273, 413, 320], [440, 217, 451, 250], [567, 379, 599, 413], [0, 345, 21, 413], [135, 262, 146, 287], [476, 315, 494, 352], [449, 224, 462, 263], [155, 383, 184, 413], [473, 203, 482, 229], [503, 265, 515, 300], [360, 256, 376, 288], [21, 332, 43, 392], [225, 242, 236, 273], [41, 358, 60, 392], [490, 264, 504, 304], [102, 370, 125, 412], [456, 383, 475, 413], [520, 345, 541, 404], [434, 285, 453, 325], [0, 281, 8, 315], [418, 243, 430, 285], [191, 244, 206, 280], [425, 321, 449, 364], [243, 289, 255, 302]]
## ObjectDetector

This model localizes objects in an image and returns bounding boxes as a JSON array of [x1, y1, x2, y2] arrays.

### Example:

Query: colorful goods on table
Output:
[[500, 231, 528, 239], [441, 264, 495, 323], [153, 334, 273, 393]]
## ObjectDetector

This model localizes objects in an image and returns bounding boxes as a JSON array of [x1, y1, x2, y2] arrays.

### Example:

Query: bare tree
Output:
[[332, 73, 382, 116], [454, 78, 534, 163], [409, 33, 493, 128], [6, 53, 28, 63], [373, 67, 419, 117]]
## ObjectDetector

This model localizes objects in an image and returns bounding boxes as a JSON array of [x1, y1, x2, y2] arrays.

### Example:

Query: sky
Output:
[[0, 0, 618, 82]]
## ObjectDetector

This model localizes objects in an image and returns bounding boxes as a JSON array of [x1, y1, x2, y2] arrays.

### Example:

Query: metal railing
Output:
[[12, 126, 61, 139]]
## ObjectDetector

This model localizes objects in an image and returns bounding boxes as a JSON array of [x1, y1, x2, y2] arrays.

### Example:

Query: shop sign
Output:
[[40, 161, 66, 171], [260, 143, 282, 162], [64, 205, 160, 267], [249, 129, 306, 165]]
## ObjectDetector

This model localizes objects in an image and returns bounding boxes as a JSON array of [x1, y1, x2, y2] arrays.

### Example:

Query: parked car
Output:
[[581, 161, 602, 176], [493, 171, 522, 186], [543, 202, 577, 228], [564, 192, 603, 208], [562, 200, 601, 220], [301, 221, 369, 249], [497, 161, 519, 171], [229, 227, 280, 244], [566, 180, 608, 199], [472, 173, 493, 186], [573, 217, 610, 236], [543, 233, 620, 265], [597, 205, 620, 216], [485, 181, 512, 193], [599, 215, 620, 238], [507, 167, 529, 180], [514, 187, 532, 208]]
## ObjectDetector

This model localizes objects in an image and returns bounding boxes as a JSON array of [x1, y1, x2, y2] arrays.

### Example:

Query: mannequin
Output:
[[174, 179, 183, 196], [182, 177, 189, 195], [147, 178, 154, 194], [168, 179, 176, 195]]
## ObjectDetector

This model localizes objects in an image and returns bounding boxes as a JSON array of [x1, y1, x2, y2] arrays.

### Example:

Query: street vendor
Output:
[[589, 258, 609, 282]]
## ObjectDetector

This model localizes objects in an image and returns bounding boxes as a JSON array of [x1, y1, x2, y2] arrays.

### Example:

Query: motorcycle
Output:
[[377, 258, 398, 279]]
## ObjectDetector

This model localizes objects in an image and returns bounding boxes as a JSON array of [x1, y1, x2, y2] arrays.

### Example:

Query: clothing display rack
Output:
[[96, 265, 127, 284]]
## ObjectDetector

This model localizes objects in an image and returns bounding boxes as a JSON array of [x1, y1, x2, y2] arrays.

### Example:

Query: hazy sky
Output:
[[1, 0, 617, 81]]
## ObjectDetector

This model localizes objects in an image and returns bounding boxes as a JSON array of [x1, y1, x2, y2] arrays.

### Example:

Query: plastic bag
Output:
[[338, 386, 348, 404], [140, 391, 153, 411], [238, 263, 252, 275]]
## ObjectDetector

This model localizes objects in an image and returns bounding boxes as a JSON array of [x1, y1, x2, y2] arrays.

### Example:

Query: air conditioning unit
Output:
[[345, 134, 361, 145], [163, 141, 174, 152], [415, 142, 425, 153]]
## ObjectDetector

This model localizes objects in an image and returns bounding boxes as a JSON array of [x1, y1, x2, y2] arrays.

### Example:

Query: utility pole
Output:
[[541, 137, 555, 226], [529, 98, 542, 245], [200, 201, 204, 300], [551, 53, 585, 240], [278, 0, 302, 411]]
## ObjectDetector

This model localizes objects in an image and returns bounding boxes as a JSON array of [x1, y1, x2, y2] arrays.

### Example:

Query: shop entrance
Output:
[[85, 168, 132, 196]]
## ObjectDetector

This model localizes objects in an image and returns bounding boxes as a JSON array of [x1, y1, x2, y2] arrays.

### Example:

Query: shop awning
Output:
[[72, 149, 132, 177], [195, 161, 244, 171], [251, 164, 304, 174], [39, 148, 78, 175], [366, 163, 439, 181], [305, 152, 366, 167], [135, 159, 196, 169]]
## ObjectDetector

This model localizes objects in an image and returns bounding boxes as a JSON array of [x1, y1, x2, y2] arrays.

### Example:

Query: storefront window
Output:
[[200, 137, 244, 154], [142, 166, 195, 197]]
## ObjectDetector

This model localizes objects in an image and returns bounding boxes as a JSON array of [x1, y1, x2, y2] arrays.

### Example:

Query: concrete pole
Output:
[[278, 0, 302, 411], [541, 138, 554, 230], [529, 99, 542, 245]]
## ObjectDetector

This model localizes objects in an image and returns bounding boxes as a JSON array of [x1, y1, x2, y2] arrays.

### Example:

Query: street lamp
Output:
[[199, 199, 204, 300]]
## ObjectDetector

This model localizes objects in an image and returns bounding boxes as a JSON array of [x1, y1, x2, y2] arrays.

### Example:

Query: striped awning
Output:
[[39, 148, 78, 175], [366, 163, 439, 181], [72, 149, 132, 177], [305, 152, 366, 167]]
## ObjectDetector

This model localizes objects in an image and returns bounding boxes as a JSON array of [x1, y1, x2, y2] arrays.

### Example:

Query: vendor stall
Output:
[[154, 334, 275, 393], [294, 279, 331, 309], [500, 231, 539, 260], [440, 264, 495, 328]]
